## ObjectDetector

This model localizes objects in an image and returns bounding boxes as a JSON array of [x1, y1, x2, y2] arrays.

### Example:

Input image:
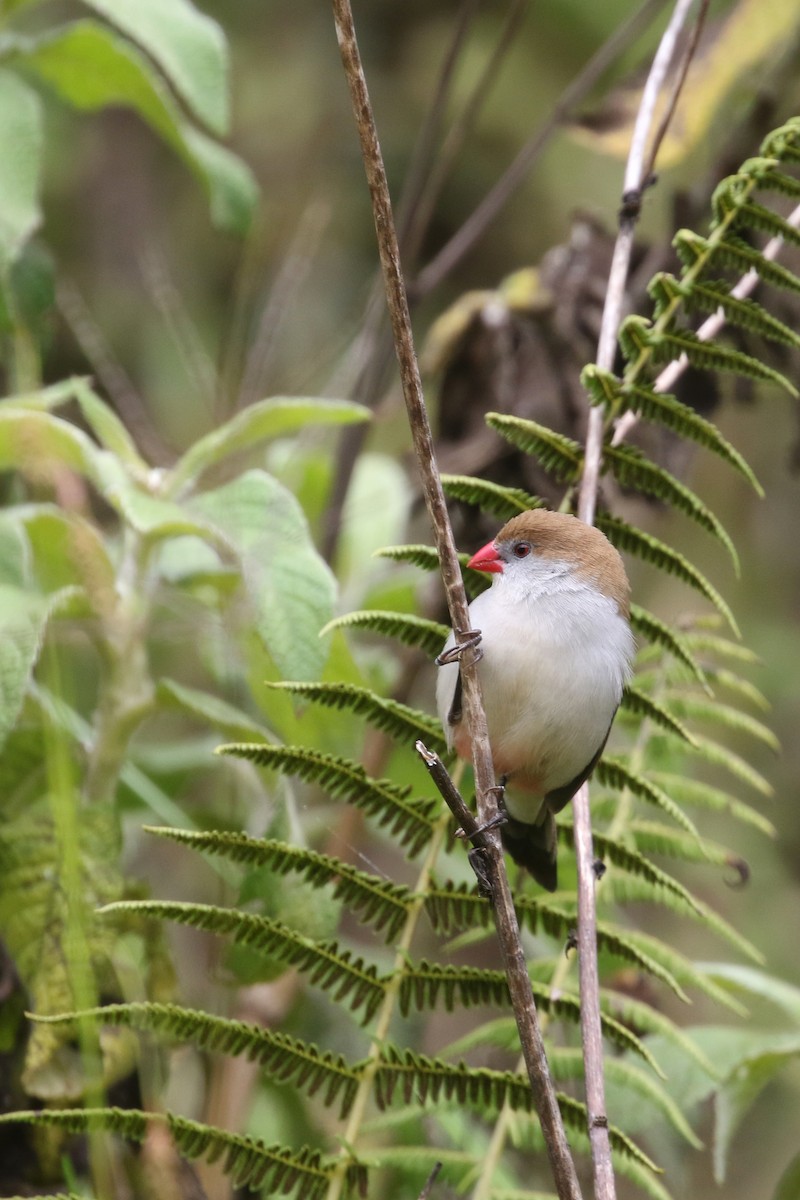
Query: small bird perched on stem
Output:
[[436, 509, 634, 891]]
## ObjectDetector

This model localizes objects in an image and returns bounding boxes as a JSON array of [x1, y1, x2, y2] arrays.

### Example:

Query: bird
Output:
[[436, 509, 634, 891]]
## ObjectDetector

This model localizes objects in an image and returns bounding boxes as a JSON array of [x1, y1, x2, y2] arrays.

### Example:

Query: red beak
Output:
[[467, 540, 504, 574]]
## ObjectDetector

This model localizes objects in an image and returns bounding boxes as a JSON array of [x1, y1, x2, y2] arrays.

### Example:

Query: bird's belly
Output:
[[479, 630, 621, 795]]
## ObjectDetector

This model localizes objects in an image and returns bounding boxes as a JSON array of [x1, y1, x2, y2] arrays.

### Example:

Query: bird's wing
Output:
[[447, 667, 463, 727]]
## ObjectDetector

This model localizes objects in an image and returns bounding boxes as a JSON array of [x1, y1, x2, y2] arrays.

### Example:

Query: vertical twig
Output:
[[575, 3, 705, 1199], [331, 3, 582, 1198]]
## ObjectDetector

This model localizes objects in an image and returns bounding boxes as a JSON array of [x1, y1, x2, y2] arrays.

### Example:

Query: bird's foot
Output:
[[435, 627, 483, 666], [455, 783, 508, 842]]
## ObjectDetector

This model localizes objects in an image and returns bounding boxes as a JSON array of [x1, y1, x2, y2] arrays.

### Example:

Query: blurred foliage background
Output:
[[2, 0, 800, 1197]]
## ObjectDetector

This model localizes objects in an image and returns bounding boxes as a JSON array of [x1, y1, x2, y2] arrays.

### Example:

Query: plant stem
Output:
[[324, 811, 451, 1200], [576, 4, 705, 1197], [331, 3, 581, 1196]]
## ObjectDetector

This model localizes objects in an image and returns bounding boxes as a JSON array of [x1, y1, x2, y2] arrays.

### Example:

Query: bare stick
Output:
[[331, 3, 582, 1197], [575, 4, 705, 1198]]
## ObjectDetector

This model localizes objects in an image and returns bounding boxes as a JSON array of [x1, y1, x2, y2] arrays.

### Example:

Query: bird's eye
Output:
[[512, 541, 531, 558]]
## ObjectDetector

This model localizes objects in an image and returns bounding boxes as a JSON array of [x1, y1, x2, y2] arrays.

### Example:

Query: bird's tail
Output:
[[500, 807, 558, 892]]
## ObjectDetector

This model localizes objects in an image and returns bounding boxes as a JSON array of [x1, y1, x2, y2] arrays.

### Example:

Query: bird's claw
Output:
[[435, 628, 483, 666], [455, 809, 508, 843]]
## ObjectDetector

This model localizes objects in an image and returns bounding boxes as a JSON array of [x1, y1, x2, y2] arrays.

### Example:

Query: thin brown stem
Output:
[[331, 3, 581, 1196], [575, 5, 706, 1199]]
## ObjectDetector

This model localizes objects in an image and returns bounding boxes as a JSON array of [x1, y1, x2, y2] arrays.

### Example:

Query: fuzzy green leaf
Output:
[[190, 470, 336, 681], [18, 22, 257, 235], [0, 70, 43, 268], [80, 0, 230, 135], [680, 278, 800, 350], [168, 397, 368, 496], [217, 744, 439, 856], [676, 229, 800, 297]]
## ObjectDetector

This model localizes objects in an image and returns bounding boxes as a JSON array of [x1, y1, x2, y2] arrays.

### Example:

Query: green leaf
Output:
[[19, 21, 256, 234], [80, 0, 230, 134], [0, 69, 43, 268], [774, 1150, 800, 1200], [629, 605, 708, 687], [156, 679, 270, 742], [0, 407, 103, 486], [713, 1033, 800, 1183], [0, 586, 47, 752], [167, 397, 368, 497], [190, 470, 336, 681], [696, 964, 800, 1022]]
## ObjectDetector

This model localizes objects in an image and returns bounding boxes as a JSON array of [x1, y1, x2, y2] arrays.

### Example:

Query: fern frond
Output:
[[594, 990, 714, 1081], [321, 609, 449, 657], [636, 320, 796, 396], [217, 744, 439, 855], [35, 1002, 361, 1116], [144, 828, 414, 942], [267, 681, 449, 756], [666, 695, 779, 751], [595, 514, 738, 633], [485, 414, 583, 481], [100, 901, 388, 1022], [571, 827, 703, 915], [374, 1046, 658, 1172], [628, 605, 708, 686], [620, 685, 697, 746], [398, 960, 660, 1071], [728, 200, 800, 250], [584, 362, 761, 491], [0, 1109, 367, 1197], [441, 474, 543, 519], [375, 545, 487, 597], [700, 666, 770, 712], [599, 873, 763, 963], [680, 278, 800, 350], [547, 1047, 702, 1149], [603, 443, 738, 569], [595, 758, 700, 838], [647, 772, 775, 835], [680, 628, 760, 664], [676, 229, 800, 296], [685, 733, 773, 797], [602, 926, 746, 1013], [426, 883, 691, 1007]]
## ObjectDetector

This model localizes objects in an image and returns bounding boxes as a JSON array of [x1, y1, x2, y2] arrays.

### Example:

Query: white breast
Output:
[[436, 574, 634, 806]]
